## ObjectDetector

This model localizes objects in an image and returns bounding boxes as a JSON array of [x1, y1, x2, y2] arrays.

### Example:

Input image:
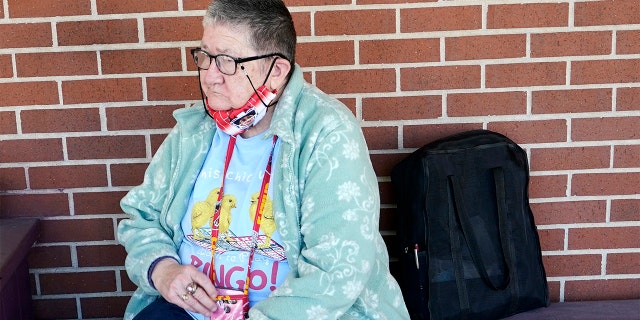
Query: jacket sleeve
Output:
[[117, 127, 182, 295], [250, 119, 386, 319]]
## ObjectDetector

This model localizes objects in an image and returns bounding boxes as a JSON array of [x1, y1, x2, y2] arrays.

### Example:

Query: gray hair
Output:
[[204, 0, 296, 67]]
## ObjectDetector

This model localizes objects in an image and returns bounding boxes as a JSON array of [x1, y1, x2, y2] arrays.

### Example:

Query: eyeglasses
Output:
[[191, 48, 286, 76]]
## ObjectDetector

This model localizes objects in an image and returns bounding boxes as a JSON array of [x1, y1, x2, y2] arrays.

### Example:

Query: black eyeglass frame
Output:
[[190, 48, 288, 75]]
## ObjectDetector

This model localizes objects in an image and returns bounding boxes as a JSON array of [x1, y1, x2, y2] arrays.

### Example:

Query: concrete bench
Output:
[[0, 218, 40, 320], [504, 299, 640, 320]]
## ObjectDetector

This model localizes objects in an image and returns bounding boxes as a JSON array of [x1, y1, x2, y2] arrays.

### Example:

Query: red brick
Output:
[[21, 108, 101, 133], [532, 88, 612, 114], [0, 54, 13, 78], [295, 41, 354, 67], [379, 207, 396, 231], [146, 76, 201, 101], [32, 298, 78, 320], [362, 126, 398, 150], [529, 175, 568, 199], [614, 145, 640, 168], [530, 146, 610, 171], [7, 0, 90, 17], [106, 105, 180, 131], [315, 9, 395, 36], [57, 19, 138, 46], [402, 65, 481, 91], [40, 271, 117, 294], [572, 172, 640, 196], [62, 78, 143, 104], [370, 153, 409, 177], [0, 138, 63, 163], [537, 229, 565, 251], [572, 117, 640, 141], [39, 218, 114, 242], [17, 51, 98, 77], [487, 3, 568, 28], [572, 59, 640, 85], [542, 254, 601, 277], [531, 201, 607, 225], [183, 0, 209, 10], [110, 163, 149, 187], [73, 191, 127, 215], [348, 0, 429, 3], [286, 0, 349, 5], [362, 96, 441, 121], [447, 91, 526, 117], [144, 16, 202, 42], [402, 123, 483, 149], [28, 246, 72, 268], [547, 281, 561, 303], [67, 135, 146, 160], [81, 296, 130, 319], [488, 120, 567, 144], [564, 279, 640, 301], [618, 30, 640, 54], [611, 199, 640, 222], [531, 31, 612, 57], [608, 253, 640, 275], [151, 133, 168, 154], [0, 111, 17, 134], [121, 270, 137, 291], [101, 48, 182, 74], [617, 87, 640, 111], [446, 34, 525, 61], [361, 38, 440, 64], [401, 6, 481, 33], [316, 69, 395, 94], [30, 165, 108, 189], [0, 167, 27, 190], [96, 0, 177, 14], [0, 23, 52, 49], [0, 81, 59, 106], [569, 226, 640, 250], [77, 244, 127, 267], [575, 0, 640, 26], [0, 193, 70, 218], [283, 12, 309, 39], [486, 62, 566, 88]]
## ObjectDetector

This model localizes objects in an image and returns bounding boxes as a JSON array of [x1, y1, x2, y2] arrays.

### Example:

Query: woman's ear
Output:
[[267, 58, 292, 90]]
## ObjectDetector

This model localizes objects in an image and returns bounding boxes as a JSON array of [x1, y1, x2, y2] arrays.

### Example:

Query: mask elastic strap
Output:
[[196, 68, 214, 119], [240, 57, 279, 107]]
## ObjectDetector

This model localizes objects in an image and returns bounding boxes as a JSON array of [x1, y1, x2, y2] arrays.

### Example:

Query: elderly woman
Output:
[[117, 0, 409, 319]]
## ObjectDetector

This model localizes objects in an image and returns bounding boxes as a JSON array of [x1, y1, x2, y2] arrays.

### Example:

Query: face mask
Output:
[[206, 85, 277, 136]]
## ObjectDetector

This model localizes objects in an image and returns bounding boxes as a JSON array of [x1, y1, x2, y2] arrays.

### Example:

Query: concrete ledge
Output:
[[503, 299, 640, 320]]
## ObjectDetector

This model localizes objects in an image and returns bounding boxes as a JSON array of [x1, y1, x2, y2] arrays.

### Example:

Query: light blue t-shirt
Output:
[[179, 130, 289, 320]]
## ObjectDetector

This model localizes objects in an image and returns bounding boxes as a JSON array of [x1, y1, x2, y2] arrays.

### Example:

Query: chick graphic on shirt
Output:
[[217, 194, 237, 241], [249, 189, 275, 248], [191, 188, 221, 240]]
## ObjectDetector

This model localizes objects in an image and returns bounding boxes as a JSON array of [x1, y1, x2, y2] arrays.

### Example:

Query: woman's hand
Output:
[[151, 258, 218, 317]]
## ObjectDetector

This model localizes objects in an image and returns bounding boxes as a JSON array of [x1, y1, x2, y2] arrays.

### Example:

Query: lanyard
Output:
[[209, 134, 278, 296]]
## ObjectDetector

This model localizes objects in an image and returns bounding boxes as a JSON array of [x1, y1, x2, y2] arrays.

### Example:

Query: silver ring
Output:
[[186, 282, 199, 295]]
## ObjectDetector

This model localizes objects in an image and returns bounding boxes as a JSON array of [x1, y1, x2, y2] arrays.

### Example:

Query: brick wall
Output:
[[0, 0, 639, 319]]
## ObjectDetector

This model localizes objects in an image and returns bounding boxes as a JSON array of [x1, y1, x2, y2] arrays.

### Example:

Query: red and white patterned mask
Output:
[[206, 85, 277, 136]]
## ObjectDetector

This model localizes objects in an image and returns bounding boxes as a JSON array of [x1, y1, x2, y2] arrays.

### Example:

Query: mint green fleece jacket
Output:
[[117, 66, 410, 320]]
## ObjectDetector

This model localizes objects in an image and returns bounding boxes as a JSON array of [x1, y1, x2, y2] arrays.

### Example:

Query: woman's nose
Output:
[[202, 65, 224, 86]]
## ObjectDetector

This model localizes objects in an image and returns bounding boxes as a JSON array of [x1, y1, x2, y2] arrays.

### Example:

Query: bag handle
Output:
[[448, 167, 513, 290]]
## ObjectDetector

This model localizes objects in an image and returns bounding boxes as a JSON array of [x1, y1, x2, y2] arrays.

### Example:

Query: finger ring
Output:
[[181, 293, 190, 301], [186, 282, 199, 295]]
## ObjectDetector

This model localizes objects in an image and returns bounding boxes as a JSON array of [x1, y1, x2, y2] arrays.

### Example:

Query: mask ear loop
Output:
[[196, 68, 215, 119], [240, 57, 279, 107]]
